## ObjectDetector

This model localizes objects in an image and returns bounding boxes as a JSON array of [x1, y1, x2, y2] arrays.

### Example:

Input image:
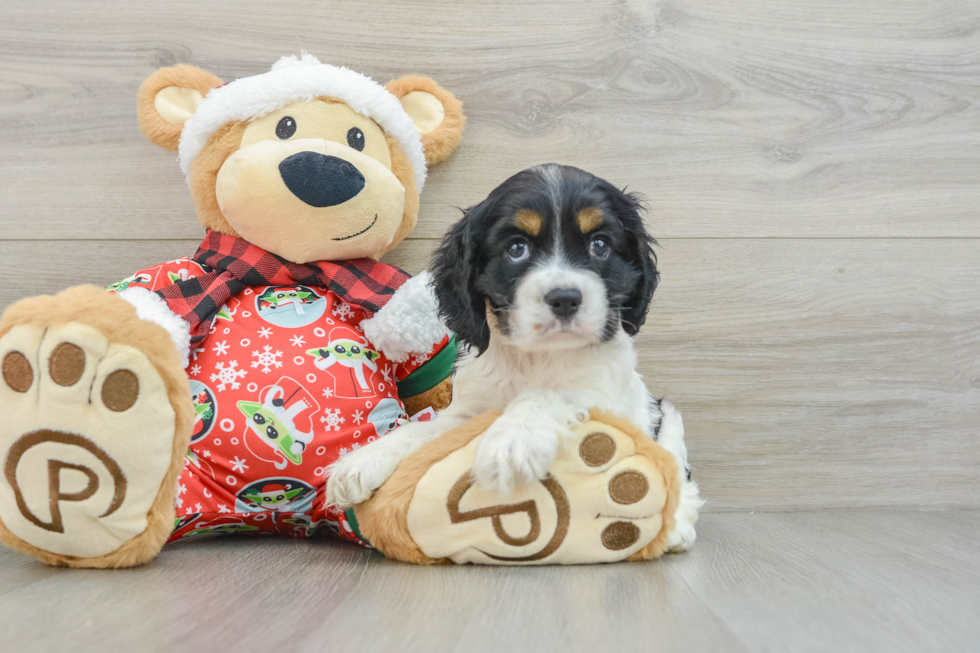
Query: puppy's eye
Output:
[[276, 116, 297, 140], [589, 236, 611, 260], [347, 127, 365, 151], [506, 239, 530, 264]]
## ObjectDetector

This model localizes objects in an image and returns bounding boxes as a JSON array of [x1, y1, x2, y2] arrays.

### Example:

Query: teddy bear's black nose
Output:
[[279, 152, 365, 207]]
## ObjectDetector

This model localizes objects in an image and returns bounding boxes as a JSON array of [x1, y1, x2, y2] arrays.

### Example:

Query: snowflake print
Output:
[[202, 450, 212, 459], [290, 335, 306, 347], [189, 364, 202, 376], [217, 504, 230, 514], [352, 409, 364, 425], [320, 408, 346, 432], [411, 351, 429, 367], [186, 507, 196, 516], [251, 345, 284, 373], [179, 483, 187, 495], [195, 503, 202, 512], [338, 446, 349, 456], [210, 360, 246, 391], [190, 347, 206, 361], [351, 442, 361, 450], [212, 340, 230, 356], [258, 327, 273, 339], [332, 301, 354, 321], [381, 365, 393, 384], [175, 497, 184, 508], [322, 387, 334, 399], [230, 456, 248, 473]]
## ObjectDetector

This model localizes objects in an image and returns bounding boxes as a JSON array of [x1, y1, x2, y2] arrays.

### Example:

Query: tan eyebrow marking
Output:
[[577, 207, 603, 233], [514, 209, 543, 237]]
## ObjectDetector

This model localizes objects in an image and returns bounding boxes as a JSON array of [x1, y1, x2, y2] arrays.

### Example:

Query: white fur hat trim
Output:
[[177, 52, 427, 191]]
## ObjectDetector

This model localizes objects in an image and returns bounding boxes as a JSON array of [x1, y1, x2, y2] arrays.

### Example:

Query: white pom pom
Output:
[[270, 50, 322, 72]]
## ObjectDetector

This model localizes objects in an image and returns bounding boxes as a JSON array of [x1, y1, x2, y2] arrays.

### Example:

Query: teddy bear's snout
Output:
[[278, 151, 365, 208]]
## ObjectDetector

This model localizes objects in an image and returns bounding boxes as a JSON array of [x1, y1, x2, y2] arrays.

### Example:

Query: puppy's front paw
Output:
[[471, 417, 561, 496], [326, 441, 402, 508]]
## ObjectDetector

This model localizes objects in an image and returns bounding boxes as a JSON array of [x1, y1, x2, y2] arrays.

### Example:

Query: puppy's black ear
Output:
[[609, 188, 659, 335], [431, 201, 491, 354]]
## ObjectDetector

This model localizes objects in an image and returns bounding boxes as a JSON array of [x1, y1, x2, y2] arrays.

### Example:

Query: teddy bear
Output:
[[0, 53, 465, 568]]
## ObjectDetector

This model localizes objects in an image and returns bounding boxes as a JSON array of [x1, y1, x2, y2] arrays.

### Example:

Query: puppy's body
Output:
[[328, 164, 702, 551]]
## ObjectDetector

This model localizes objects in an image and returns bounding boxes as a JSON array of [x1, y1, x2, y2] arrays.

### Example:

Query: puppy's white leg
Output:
[[326, 415, 467, 508], [472, 389, 587, 496], [655, 399, 704, 552]]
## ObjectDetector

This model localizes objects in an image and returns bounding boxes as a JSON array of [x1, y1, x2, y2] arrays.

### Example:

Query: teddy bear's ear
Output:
[[386, 76, 465, 166], [137, 64, 223, 151]]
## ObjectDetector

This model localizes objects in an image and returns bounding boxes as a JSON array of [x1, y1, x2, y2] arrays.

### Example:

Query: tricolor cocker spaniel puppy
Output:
[[328, 164, 702, 551]]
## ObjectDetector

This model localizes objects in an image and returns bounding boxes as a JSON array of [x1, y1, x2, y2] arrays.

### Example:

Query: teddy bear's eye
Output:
[[276, 116, 297, 140], [346, 127, 365, 151]]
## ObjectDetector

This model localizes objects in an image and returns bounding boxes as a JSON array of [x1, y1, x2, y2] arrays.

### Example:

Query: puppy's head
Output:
[[432, 164, 658, 354]]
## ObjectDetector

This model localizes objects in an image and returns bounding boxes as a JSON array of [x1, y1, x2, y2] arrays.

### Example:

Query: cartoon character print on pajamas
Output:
[[112, 257, 445, 544], [306, 327, 382, 399]]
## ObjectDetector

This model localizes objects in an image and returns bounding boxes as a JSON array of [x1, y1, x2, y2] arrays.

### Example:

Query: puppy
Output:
[[327, 164, 702, 551]]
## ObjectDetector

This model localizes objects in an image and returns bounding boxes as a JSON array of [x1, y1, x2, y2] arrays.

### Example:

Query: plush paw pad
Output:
[[0, 323, 177, 558], [401, 415, 675, 565]]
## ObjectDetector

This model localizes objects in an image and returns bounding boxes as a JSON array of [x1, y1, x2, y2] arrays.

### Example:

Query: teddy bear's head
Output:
[[136, 53, 464, 263]]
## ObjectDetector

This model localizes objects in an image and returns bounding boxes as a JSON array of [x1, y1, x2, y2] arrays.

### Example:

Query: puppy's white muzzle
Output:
[[508, 262, 609, 349]]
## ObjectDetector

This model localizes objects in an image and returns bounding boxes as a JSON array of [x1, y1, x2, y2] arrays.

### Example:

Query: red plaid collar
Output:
[[157, 230, 409, 343]]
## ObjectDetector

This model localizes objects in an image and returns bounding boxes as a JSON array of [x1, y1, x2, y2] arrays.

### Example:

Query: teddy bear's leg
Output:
[[0, 287, 193, 568], [352, 409, 682, 565]]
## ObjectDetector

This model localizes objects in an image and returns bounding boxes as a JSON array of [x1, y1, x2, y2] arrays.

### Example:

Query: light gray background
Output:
[[0, 1, 977, 651]]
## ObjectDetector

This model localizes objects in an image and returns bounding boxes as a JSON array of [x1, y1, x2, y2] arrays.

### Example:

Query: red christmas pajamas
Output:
[[110, 258, 449, 545]]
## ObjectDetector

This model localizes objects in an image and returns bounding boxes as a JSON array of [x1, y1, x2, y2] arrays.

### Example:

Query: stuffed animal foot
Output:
[[351, 409, 681, 565], [0, 287, 192, 568]]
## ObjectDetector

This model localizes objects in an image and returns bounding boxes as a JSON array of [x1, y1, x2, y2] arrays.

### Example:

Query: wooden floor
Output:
[[1, 511, 977, 652], [0, 0, 978, 650]]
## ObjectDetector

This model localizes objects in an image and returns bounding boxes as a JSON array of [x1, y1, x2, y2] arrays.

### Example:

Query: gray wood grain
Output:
[[0, 511, 977, 653], [0, 0, 978, 239]]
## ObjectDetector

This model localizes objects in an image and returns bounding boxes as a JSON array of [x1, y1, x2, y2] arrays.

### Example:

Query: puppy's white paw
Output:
[[325, 440, 403, 508], [667, 479, 704, 553], [471, 417, 561, 496]]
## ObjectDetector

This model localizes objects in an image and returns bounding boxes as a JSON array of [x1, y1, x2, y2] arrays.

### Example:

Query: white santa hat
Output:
[[177, 52, 428, 191]]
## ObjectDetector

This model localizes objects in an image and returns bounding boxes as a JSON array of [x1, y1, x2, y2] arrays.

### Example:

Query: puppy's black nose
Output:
[[279, 152, 365, 207], [545, 287, 582, 320]]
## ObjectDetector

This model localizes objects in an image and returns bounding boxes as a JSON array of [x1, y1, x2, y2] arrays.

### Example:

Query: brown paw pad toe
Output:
[[49, 342, 87, 387], [101, 369, 140, 412], [608, 470, 649, 505], [2, 351, 33, 393]]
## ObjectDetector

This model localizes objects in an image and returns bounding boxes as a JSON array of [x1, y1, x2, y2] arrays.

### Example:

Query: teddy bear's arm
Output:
[[116, 288, 192, 368], [360, 271, 448, 363], [106, 258, 203, 368]]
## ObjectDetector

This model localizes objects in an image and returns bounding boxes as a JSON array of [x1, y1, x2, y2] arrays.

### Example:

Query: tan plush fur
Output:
[[402, 376, 453, 417], [376, 134, 420, 258], [137, 65, 223, 151], [386, 76, 466, 166], [355, 408, 680, 565], [0, 286, 193, 568], [184, 105, 420, 260], [355, 411, 502, 564], [188, 121, 248, 237]]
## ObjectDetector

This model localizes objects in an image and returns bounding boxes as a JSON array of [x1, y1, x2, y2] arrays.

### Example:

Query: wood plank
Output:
[[1, 238, 977, 512], [0, 511, 976, 652], [0, 0, 978, 239]]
